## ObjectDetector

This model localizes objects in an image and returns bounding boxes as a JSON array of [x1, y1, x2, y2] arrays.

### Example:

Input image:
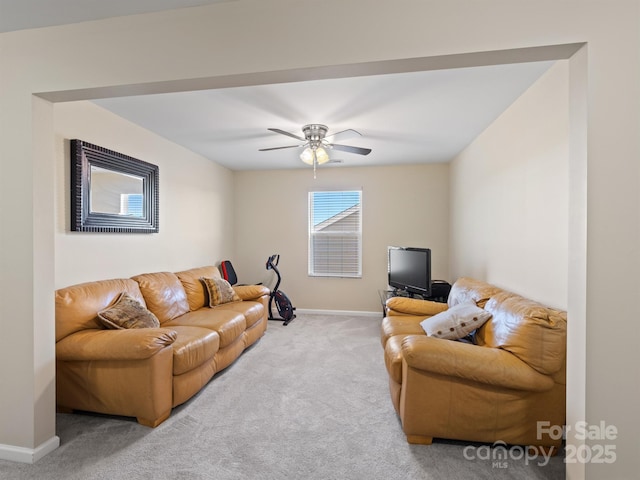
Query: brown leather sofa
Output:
[[381, 277, 567, 452], [55, 265, 269, 427]]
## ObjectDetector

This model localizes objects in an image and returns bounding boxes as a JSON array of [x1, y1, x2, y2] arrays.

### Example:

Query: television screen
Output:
[[388, 246, 431, 297]]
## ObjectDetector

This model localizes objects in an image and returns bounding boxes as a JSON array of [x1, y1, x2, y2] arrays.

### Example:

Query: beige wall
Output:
[[1, 1, 639, 477], [234, 164, 449, 312], [450, 61, 569, 310], [53, 101, 236, 289]]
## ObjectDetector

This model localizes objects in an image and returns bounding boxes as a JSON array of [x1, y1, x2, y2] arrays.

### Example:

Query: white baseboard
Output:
[[295, 308, 381, 317], [0, 435, 60, 463]]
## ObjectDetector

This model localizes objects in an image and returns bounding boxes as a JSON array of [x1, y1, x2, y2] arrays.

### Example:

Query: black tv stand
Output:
[[389, 288, 425, 300]]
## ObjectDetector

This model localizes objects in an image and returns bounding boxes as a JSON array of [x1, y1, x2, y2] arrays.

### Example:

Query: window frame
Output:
[[308, 189, 363, 278]]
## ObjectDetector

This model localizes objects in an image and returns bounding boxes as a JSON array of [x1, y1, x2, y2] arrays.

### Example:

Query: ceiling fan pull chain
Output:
[[313, 150, 317, 179]]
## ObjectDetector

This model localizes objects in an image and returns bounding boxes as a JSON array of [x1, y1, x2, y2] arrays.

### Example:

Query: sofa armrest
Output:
[[401, 335, 554, 392], [56, 328, 177, 361], [386, 297, 448, 316], [233, 284, 270, 301]]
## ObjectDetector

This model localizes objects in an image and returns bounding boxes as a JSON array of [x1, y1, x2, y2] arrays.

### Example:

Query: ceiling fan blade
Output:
[[324, 129, 362, 141], [258, 144, 303, 151], [329, 143, 372, 156], [268, 128, 306, 142]]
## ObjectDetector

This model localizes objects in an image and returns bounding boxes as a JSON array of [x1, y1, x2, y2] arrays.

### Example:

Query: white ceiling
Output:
[[92, 62, 553, 171], [1, 0, 554, 172]]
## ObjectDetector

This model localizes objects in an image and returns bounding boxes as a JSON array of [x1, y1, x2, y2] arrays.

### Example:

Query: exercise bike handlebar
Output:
[[266, 254, 280, 270]]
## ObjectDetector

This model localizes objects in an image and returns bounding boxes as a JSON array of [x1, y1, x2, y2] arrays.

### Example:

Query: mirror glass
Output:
[[89, 166, 145, 217]]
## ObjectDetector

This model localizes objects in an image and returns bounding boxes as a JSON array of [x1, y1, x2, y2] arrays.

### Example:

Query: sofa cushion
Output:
[[167, 325, 220, 375], [97, 292, 160, 330], [131, 272, 190, 324], [476, 291, 567, 375], [213, 300, 264, 329], [201, 277, 241, 306], [420, 302, 492, 340], [380, 316, 426, 347], [175, 266, 221, 311], [165, 309, 246, 348]]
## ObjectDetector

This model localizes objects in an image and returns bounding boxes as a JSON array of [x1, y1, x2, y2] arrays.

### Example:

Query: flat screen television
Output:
[[388, 246, 432, 297]]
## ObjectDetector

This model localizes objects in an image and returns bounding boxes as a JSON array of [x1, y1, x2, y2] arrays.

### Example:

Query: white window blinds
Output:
[[308, 190, 362, 277]]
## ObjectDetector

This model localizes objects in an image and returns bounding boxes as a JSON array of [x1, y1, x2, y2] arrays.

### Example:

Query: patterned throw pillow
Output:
[[201, 277, 241, 307], [420, 302, 492, 340], [97, 292, 160, 329]]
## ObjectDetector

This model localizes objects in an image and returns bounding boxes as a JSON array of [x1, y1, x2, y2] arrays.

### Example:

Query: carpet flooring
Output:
[[0, 313, 565, 479]]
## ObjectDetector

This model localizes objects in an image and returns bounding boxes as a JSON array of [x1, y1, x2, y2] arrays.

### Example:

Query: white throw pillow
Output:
[[420, 302, 492, 340]]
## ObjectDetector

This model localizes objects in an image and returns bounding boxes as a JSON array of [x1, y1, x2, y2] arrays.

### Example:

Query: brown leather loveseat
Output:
[[55, 265, 269, 427], [381, 277, 567, 452]]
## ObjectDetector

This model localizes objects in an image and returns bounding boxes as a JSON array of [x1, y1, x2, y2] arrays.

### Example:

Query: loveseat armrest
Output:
[[56, 328, 177, 361], [401, 335, 554, 392], [386, 297, 448, 317], [233, 284, 270, 301]]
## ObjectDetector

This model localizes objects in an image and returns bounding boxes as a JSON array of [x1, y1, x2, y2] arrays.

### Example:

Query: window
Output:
[[308, 190, 362, 277], [120, 193, 144, 217]]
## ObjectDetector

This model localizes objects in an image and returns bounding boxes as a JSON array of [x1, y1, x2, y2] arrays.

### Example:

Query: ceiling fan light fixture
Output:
[[316, 147, 329, 164], [300, 147, 314, 165], [300, 146, 329, 165]]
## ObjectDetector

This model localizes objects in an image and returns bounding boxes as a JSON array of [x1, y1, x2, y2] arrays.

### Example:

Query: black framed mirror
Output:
[[70, 139, 159, 233]]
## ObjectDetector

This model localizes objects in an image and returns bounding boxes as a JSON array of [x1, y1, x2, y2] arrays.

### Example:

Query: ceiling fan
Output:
[[259, 124, 371, 175]]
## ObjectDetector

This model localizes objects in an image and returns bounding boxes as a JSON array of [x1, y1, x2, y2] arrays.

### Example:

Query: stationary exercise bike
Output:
[[266, 254, 296, 326]]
